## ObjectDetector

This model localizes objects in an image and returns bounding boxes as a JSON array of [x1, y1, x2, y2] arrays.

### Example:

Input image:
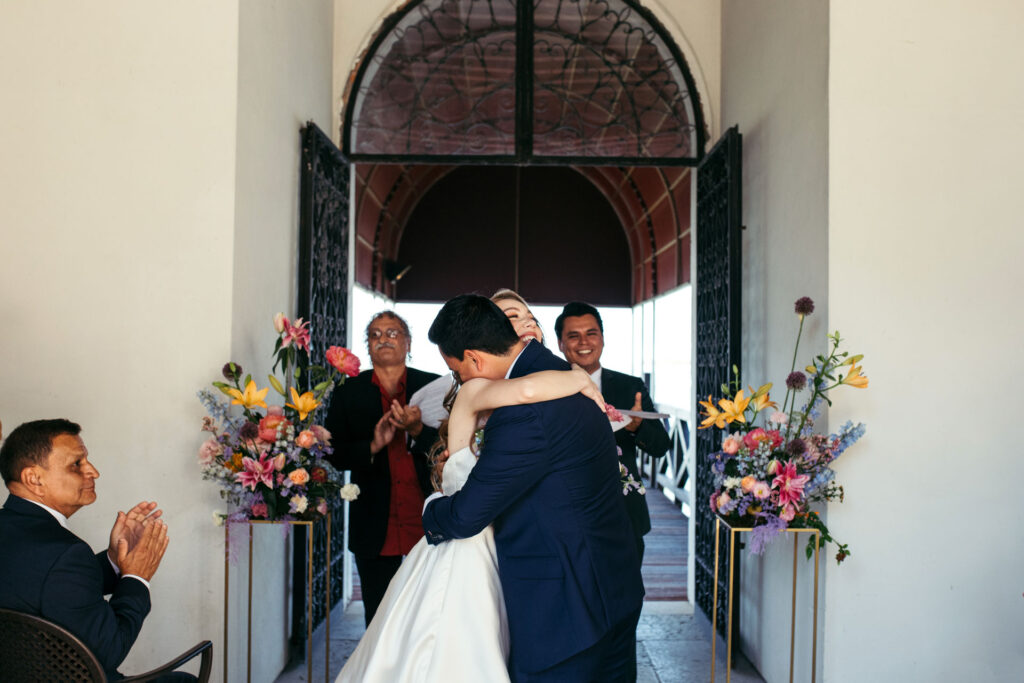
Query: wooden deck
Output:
[[351, 489, 689, 602]]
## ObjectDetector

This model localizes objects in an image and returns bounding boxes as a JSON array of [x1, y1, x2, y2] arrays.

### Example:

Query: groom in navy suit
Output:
[[423, 295, 644, 682]]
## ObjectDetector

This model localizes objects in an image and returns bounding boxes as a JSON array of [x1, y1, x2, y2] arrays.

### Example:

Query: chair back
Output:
[[0, 607, 106, 682]]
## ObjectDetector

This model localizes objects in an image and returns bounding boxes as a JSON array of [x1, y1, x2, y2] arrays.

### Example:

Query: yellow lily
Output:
[[287, 386, 320, 421], [698, 395, 727, 429], [841, 364, 869, 388], [749, 387, 777, 413], [226, 380, 269, 410], [718, 389, 751, 424]]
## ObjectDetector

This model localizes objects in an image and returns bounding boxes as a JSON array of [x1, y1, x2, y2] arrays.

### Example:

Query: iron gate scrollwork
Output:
[[694, 126, 741, 640], [292, 122, 350, 657]]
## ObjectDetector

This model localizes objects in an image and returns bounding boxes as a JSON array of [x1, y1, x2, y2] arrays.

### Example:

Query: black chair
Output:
[[0, 607, 212, 682]]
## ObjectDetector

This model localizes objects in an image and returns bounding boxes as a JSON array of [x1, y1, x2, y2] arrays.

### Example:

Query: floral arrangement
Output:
[[198, 314, 361, 522], [699, 297, 867, 564]]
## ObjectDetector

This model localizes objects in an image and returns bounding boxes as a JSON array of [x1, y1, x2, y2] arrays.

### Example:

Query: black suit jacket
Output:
[[602, 368, 671, 537], [0, 495, 151, 679], [324, 366, 439, 556]]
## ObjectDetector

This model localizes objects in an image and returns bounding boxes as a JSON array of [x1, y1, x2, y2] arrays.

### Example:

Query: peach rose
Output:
[[740, 475, 756, 493], [288, 468, 310, 485], [258, 414, 290, 442], [296, 430, 316, 449], [722, 435, 742, 455]]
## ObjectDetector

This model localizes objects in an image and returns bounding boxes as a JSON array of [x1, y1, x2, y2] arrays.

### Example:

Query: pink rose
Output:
[[198, 437, 222, 465], [250, 502, 268, 518], [311, 425, 331, 445], [721, 435, 742, 455], [273, 312, 287, 334], [716, 492, 731, 510], [295, 430, 316, 449], [289, 468, 310, 485], [258, 414, 290, 442], [267, 405, 284, 417], [316, 499, 328, 516], [325, 346, 361, 378]]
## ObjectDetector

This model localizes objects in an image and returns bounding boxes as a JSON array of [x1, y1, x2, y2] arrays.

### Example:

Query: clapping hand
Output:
[[116, 517, 169, 582], [388, 400, 425, 437], [370, 411, 397, 456], [108, 501, 162, 564]]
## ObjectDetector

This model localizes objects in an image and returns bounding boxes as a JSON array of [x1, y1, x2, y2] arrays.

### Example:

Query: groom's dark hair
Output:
[[429, 294, 520, 360]]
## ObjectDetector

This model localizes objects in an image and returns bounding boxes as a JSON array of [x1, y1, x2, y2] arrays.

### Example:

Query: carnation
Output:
[[340, 483, 361, 501]]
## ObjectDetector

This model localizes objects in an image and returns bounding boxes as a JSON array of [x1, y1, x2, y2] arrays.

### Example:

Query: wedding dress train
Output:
[[336, 446, 510, 682]]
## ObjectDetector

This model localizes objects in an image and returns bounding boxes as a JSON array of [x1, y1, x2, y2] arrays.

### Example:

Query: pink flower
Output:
[[311, 425, 331, 445], [751, 481, 771, 500], [716, 491, 731, 510], [779, 504, 796, 522], [281, 317, 311, 351], [605, 404, 625, 422], [772, 461, 810, 506], [273, 454, 287, 471], [198, 437, 222, 465], [235, 453, 276, 490], [250, 502, 268, 518], [273, 312, 287, 334], [709, 491, 719, 513], [721, 435, 742, 454], [766, 459, 781, 476], [267, 405, 284, 417], [295, 430, 316, 449], [743, 428, 783, 452], [325, 346, 361, 377], [258, 414, 290, 442], [289, 468, 310, 485], [768, 411, 788, 426], [316, 499, 328, 516]]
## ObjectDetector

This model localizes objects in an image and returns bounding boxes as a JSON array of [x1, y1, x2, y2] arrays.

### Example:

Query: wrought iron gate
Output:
[[292, 121, 350, 656], [694, 126, 742, 638]]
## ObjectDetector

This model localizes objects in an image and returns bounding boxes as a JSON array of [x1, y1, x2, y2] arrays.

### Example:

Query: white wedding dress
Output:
[[336, 446, 510, 682]]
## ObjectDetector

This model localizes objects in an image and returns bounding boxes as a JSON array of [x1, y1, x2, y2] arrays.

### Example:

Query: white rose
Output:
[[339, 483, 361, 502]]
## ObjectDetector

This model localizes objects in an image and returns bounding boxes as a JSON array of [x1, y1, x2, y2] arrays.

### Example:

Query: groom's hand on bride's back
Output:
[[431, 448, 450, 492]]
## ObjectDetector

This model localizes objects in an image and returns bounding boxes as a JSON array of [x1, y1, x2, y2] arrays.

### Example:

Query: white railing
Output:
[[639, 403, 692, 514]]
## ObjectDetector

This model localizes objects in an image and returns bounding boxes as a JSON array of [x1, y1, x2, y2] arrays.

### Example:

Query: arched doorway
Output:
[[320, 0, 738, 638]]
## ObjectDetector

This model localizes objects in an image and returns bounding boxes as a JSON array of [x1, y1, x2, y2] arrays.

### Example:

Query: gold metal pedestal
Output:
[[710, 516, 820, 683], [224, 514, 331, 683]]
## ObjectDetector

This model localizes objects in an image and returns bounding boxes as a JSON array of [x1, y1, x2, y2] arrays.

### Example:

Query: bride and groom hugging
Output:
[[339, 294, 644, 682]]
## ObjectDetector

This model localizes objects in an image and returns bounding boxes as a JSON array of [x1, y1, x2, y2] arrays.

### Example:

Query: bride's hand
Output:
[[572, 364, 606, 413]]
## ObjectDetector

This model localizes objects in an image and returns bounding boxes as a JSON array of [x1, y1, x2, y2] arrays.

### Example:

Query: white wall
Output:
[[0, 1, 335, 680], [0, 1, 239, 678], [230, 1, 335, 680], [721, 1, 830, 680], [826, 2, 1024, 679]]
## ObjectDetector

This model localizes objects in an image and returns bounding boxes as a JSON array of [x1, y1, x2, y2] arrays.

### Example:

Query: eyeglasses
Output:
[[369, 328, 405, 340]]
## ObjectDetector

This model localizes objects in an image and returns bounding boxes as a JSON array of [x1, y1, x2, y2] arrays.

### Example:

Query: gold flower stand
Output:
[[710, 516, 821, 683], [223, 514, 331, 683]]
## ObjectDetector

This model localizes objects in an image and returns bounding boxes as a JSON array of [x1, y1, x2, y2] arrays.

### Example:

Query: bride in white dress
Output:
[[337, 361, 605, 682]]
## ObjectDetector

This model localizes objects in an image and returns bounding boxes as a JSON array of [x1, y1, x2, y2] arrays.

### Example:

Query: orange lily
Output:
[[226, 380, 269, 410], [718, 389, 751, 424], [841, 364, 869, 389], [287, 386, 320, 421], [699, 395, 727, 429]]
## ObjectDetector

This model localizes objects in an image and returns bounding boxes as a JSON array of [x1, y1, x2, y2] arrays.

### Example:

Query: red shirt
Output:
[[373, 370, 425, 556]]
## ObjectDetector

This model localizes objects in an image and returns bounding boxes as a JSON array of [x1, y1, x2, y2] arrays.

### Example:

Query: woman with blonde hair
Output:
[[490, 288, 543, 344]]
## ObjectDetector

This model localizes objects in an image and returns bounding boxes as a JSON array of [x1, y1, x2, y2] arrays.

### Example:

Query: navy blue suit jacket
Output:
[[0, 495, 151, 679], [422, 342, 644, 673]]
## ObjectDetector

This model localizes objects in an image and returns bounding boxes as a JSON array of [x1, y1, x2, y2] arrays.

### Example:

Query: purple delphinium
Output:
[[786, 371, 807, 391], [794, 297, 815, 316]]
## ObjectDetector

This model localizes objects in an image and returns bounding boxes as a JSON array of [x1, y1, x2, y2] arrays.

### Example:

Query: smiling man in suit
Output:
[[0, 418, 171, 680], [555, 301, 671, 560]]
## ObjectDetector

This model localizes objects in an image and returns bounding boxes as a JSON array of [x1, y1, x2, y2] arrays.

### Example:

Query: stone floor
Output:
[[275, 599, 765, 682]]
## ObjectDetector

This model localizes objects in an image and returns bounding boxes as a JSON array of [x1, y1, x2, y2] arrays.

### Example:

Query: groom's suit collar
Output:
[[508, 339, 561, 379]]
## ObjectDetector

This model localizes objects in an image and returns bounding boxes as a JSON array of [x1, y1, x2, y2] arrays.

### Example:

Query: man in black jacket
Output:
[[556, 302, 671, 559], [0, 419, 170, 680], [325, 311, 439, 625]]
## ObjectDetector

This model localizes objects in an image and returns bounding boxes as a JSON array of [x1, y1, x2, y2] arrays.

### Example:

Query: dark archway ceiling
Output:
[[354, 163, 690, 305]]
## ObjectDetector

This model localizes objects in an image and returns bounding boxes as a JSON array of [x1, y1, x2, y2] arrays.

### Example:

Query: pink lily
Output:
[[772, 461, 810, 506], [235, 453, 276, 490], [280, 317, 311, 351]]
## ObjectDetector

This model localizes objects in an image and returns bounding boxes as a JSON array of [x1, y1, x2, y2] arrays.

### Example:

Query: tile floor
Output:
[[275, 599, 765, 683]]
